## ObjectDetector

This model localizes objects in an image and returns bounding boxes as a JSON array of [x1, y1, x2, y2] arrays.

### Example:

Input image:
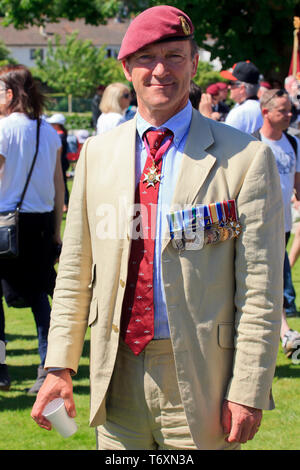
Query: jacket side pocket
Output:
[[218, 322, 235, 349]]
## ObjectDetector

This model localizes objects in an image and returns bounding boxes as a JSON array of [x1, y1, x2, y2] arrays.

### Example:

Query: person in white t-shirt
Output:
[[220, 61, 263, 134], [96, 82, 131, 135], [258, 88, 300, 358], [0, 65, 65, 393]]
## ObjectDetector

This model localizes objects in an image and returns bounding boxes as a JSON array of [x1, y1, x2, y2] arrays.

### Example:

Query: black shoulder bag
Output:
[[0, 118, 41, 259]]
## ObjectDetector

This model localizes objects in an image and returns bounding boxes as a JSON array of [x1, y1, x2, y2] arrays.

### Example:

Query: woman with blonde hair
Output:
[[96, 82, 131, 134]]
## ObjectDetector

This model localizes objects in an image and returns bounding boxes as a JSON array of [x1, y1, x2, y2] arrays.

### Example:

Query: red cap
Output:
[[216, 82, 228, 90], [118, 6, 194, 61], [206, 84, 219, 96]]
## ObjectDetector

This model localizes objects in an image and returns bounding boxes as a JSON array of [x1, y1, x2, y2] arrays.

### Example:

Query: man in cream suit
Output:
[[31, 6, 284, 450]]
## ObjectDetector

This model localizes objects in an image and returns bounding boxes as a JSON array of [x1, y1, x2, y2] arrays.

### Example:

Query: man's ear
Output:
[[122, 60, 133, 82]]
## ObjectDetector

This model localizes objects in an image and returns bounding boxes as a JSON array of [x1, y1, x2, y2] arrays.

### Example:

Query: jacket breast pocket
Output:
[[218, 322, 235, 349], [88, 296, 98, 327]]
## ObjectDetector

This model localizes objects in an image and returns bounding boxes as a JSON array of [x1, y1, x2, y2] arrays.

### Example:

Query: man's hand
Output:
[[199, 93, 213, 118], [221, 399, 262, 444], [31, 369, 76, 431]]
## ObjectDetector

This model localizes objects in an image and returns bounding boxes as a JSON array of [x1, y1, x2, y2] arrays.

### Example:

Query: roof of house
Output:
[[0, 18, 130, 47]]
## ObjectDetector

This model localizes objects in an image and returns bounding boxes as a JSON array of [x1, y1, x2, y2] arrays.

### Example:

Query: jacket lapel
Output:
[[162, 110, 216, 252]]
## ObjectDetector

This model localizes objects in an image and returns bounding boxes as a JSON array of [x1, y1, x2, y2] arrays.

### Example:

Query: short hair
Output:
[[0, 64, 45, 119], [100, 82, 130, 114], [259, 88, 290, 110], [242, 81, 259, 98], [189, 80, 202, 109], [189, 38, 199, 58]]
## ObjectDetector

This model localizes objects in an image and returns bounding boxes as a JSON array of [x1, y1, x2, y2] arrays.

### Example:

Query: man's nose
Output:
[[152, 60, 168, 76]]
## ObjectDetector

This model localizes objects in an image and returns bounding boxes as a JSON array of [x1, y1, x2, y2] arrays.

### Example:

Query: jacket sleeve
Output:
[[45, 138, 93, 373], [225, 143, 284, 410]]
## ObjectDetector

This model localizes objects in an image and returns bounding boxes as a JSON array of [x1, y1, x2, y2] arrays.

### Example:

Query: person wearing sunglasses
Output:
[[220, 61, 263, 134], [254, 88, 300, 358], [96, 82, 131, 135]]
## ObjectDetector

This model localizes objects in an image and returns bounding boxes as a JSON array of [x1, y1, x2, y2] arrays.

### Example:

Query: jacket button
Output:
[[120, 279, 125, 288], [112, 324, 119, 333]]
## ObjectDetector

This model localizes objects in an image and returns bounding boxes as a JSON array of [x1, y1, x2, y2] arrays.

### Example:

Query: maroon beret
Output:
[[216, 82, 228, 90], [206, 84, 219, 96], [118, 6, 194, 61], [260, 81, 271, 89]]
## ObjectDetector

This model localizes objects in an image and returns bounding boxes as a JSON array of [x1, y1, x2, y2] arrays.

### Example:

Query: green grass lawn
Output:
[[1, 201, 300, 450]]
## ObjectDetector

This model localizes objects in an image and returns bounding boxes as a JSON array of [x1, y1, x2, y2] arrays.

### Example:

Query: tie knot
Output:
[[145, 129, 173, 158]]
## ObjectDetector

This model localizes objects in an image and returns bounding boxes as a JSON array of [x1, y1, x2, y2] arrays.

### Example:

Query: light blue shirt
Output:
[[136, 101, 193, 338]]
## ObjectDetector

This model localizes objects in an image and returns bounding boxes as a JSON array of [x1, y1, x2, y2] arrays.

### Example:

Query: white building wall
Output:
[[8, 45, 121, 66], [9, 46, 47, 67]]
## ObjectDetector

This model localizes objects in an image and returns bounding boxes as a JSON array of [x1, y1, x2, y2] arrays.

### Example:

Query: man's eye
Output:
[[137, 55, 153, 62], [168, 54, 184, 62]]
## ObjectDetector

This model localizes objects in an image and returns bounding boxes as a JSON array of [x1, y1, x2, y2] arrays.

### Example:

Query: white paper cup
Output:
[[42, 398, 77, 438]]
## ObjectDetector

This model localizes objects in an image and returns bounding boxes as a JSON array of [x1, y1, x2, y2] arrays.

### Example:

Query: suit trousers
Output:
[[96, 338, 197, 450]]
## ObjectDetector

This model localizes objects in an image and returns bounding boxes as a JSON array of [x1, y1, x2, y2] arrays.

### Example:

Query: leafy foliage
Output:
[[147, 0, 300, 80], [33, 32, 126, 97], [1, 0, 300, 80], [0, 0, 120, 28], [0, 38, 17, 66], [193, 60, 224, 90]]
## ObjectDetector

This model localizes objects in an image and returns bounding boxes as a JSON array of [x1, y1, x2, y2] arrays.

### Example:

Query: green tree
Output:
[[2, 0, 300, 81], [147, 0, 300, 81], [0, 38, 17, 66], [0, 0, 120, 28], [33, 32, 126, 97], [193, 60, 224, 90]]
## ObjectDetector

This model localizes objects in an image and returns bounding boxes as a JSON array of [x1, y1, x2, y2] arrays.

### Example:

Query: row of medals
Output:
[[204, 219, 241, 245], [171, 218, 241, 252], [143, 162, 242, 249]]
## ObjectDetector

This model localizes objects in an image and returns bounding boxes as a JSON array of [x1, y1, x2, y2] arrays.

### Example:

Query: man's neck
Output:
[[137, 101, 188, 127], [260, 122, 283, 141]]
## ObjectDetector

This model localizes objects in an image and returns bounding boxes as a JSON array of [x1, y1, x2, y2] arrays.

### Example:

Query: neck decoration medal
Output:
[[142, 129, 173, 189], [143, 163, 161, 188]]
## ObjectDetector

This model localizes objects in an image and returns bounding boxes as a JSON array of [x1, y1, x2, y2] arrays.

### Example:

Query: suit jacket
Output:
[[45, 109, 284, 450]]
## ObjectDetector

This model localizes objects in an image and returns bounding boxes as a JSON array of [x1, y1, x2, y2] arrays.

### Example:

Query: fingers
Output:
[[31, 369, 75, 431], [227, 420, 260, 444], [31, 392, 56, 431], [221, 400, 232, 435], [222, 400, 262, 444], [63, 393, 76, 419]]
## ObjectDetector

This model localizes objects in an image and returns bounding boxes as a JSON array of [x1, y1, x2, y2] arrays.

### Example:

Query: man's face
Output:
[[229, 81, 245, 104], [211, 94, 219, 105], [286, 77, 299, 97], [122, 40, 198, 123], [218, 88, 228, 101], [266, 95, 292, 130]]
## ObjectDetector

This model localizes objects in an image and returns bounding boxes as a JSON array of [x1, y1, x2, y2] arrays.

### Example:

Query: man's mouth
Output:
[[148, 83, 175, 88]]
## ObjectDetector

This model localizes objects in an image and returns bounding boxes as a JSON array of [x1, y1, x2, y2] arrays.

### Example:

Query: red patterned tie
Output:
[[120, 128, 174, 355]]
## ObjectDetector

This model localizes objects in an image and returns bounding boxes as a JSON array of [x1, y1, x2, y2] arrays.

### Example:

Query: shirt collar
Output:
[[136, 100, 193, 149]]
